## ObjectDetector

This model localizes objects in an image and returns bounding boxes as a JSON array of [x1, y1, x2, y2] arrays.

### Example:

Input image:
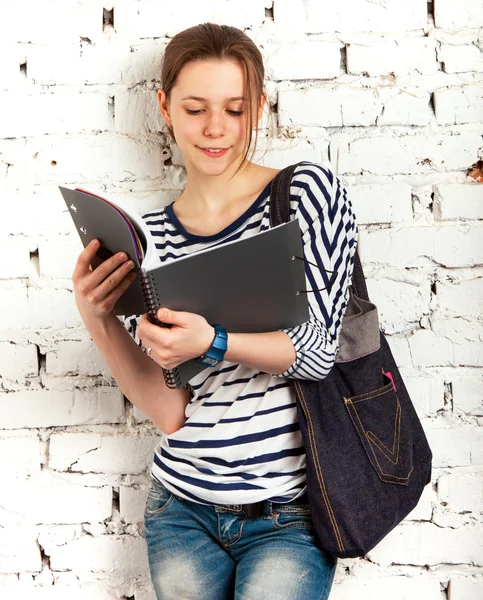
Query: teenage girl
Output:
[[72, 22, 357, 600]]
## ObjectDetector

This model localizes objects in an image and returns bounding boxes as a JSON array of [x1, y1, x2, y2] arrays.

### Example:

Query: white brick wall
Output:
[[1, 0, 482, 598]]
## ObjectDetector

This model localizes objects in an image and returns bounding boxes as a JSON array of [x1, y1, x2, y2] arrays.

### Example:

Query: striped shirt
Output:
[[125, 162, 357, 505]]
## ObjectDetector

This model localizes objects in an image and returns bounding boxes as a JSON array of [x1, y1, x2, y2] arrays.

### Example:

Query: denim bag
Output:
[[269, 164, 433, 558]]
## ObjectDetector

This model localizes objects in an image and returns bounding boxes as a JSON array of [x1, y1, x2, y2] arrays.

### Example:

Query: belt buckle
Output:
[[242, 501, 264, 519]]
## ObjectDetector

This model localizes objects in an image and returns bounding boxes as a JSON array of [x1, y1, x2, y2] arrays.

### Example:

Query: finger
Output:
[[156, 307, 190, 327], [87, 251, 133, 289], [73, 239, 101, 278], [97, 271, 137, 313], [88, 260, 136, 304]]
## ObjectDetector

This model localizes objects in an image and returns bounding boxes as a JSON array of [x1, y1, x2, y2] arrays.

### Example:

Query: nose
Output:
[[204, 111, 224, 138]]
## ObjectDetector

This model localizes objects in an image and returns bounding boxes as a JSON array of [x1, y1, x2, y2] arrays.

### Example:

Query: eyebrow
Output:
[[181, 95, 247, 102]]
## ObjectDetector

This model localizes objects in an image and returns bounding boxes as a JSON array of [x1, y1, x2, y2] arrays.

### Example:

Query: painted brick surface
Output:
[[1, 0, 482, 597]]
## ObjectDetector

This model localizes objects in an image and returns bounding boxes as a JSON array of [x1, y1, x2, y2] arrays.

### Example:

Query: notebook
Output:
[[59, 186, 309, 388]]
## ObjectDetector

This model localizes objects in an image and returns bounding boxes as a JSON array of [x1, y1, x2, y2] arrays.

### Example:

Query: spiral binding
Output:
[[139, 270, 180, 389]]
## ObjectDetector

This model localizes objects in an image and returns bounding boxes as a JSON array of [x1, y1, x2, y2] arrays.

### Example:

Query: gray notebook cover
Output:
[[60, 186, 309, 386]]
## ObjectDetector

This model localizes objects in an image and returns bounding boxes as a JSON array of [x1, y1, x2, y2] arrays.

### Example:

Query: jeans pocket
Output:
[[273, 505, 313, 531], [144, 477, 175, 520], [344, 376, 414, 485]]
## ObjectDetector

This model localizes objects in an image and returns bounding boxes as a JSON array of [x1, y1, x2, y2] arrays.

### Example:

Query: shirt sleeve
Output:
[[278, 162, 357, 381], [123, 314, 143, 347]]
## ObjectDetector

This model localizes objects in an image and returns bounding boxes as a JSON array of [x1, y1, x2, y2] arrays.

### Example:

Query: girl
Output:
[[72, 23, 356, 600]]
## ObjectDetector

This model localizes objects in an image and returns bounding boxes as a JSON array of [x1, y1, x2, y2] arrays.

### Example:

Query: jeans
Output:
[[144, 476, 336, 600]]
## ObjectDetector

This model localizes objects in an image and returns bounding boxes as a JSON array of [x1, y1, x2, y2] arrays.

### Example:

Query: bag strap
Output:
[[268, 163, 370, 302]]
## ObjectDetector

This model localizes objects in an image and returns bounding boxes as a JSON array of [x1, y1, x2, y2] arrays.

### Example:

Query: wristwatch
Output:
[[196, 324, 228, 367]]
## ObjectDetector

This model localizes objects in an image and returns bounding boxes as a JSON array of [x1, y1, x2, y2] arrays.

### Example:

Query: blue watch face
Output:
[[196, 355, 220, 367]]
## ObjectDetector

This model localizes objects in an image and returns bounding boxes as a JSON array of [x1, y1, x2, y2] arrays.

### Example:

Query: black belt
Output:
[[221, 492, 308, 519]]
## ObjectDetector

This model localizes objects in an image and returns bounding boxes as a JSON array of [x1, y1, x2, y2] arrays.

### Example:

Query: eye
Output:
[[227, 110, 243, 116], [185, 109, 203, 115]]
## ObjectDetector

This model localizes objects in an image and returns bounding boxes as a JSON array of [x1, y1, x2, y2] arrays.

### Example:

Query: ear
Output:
[[257, 94, 267, 123], [157, 89, 172, 128]]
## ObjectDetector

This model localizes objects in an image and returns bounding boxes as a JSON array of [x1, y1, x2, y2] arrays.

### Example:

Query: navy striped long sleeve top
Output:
[[125, 162, 357, 505]]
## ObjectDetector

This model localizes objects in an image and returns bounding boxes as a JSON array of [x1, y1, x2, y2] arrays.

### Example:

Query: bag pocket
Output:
[[344, 373, 414, 485]]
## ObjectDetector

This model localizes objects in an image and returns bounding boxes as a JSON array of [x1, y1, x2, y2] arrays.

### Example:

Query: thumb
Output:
[[157, 307, 187, 326]]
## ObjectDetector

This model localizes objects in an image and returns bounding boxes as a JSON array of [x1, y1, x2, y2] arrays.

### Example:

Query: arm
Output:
[[138, 165, 356, 381], [73, 240, 189, 435]]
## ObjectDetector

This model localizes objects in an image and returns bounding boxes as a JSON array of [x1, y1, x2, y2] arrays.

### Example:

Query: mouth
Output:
[[198, 147, 230, 158]]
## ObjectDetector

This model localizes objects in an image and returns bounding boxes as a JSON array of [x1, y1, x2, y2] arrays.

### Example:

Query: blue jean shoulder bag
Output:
[[269, 164, 433, 558]]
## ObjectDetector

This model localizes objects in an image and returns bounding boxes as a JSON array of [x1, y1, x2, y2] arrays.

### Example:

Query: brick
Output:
[[407, 329, 454, 367], [401, 374, 445, 418], [331, 576, 440, 600], [358, 227, 433, 268], [114, 90, 165, 136], [266, 42, 340, 80], [0, 432, 41, 476], [49, 433, 158, 474], [255, 138, 325, 169], [0, 342, 38, 379], [274, 0, 427, 33], [23, 134, 165, 185], [347, 39, 437, 76], [115, 0, 265, 38], [0, 473, 112, 525], [348, 183, 413, 224], [0, 0, 103, 44], [334, 132, 481, 175], [120, 486, 149, 523], [434, 279, 483, 319], [368, 522, 483, 566], [439, 44, 483, 73], [27, 287, 83, 329], [434, 183, 483, 220], [405, 481, 434, 521], [0, 93, 112, 139], [433, 318, 483, 367], [435, 85, 483, 125], [46, 339, 109, 377], [0, 239, 31, 278], [0, 527, 42, 573], [279, 87, 382, 127], [449, 578, 483, 600], [37, 237, 83, 279], [452, 377, 483, 416], [377, 89, 432, 126], [0, 388, 124, 429], [433, 225, 483, 268], [426, 427, 472, 467], [48, 534, 148, 573], [27, 41, 125, 86], [0, 282, 29, 330], [366, 278, 430, 334], [435, 0, 483, 29], [438, 473, 483, 514], [386, 336, 413, 368], [0, 584, 120, 600], [0, 44, 26, 89]]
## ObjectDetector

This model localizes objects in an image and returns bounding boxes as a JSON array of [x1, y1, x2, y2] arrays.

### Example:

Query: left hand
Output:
[[137, 308, 215, 370]]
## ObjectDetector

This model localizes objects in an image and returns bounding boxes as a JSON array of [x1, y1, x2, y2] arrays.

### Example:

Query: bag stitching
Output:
[[335, 343, 381, 363], [366, 400, 401, 465], [347, 399, 412, 484], [348, 382, 394, 403], [294, 380, 345, 552]]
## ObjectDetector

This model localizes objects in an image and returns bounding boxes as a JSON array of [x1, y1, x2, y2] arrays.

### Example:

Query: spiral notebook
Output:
[[59, 186, 309, 388]]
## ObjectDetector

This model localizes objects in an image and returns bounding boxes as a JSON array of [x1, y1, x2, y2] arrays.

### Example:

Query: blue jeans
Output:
[[144, 476, 336, 600]]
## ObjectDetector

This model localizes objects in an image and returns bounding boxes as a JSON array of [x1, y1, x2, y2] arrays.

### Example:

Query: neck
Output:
[[179, 159, 257, 215]]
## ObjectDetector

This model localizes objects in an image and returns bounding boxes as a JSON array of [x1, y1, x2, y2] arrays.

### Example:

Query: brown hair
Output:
[[161, 23, 267, 169]]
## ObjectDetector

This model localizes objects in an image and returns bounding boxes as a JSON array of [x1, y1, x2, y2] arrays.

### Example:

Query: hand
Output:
[[137, 308, 215, 370], [72, 239, 137, 322]]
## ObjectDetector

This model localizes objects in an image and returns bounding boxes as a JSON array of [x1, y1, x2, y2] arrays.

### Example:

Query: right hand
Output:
[[72, 239, 136, 322]]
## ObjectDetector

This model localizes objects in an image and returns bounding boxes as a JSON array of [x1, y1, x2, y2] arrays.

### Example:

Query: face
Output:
[[158, 59, 263, 177]]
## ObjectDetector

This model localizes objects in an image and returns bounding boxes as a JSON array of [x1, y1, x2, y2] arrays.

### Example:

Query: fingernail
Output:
[[118, 252, 127, 260]]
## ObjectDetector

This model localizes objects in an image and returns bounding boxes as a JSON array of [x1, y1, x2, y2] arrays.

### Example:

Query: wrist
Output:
[[196, 324, 228, 367]]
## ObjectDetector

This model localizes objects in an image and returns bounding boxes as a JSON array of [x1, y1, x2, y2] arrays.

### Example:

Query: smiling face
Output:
[[158, 59, 263, 178]]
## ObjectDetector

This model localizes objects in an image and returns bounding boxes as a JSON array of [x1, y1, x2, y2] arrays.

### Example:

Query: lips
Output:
[[198, 147, 230, 158]]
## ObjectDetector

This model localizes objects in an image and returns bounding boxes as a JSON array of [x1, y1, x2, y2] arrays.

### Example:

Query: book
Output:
[[59, 186, 309, 388]]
